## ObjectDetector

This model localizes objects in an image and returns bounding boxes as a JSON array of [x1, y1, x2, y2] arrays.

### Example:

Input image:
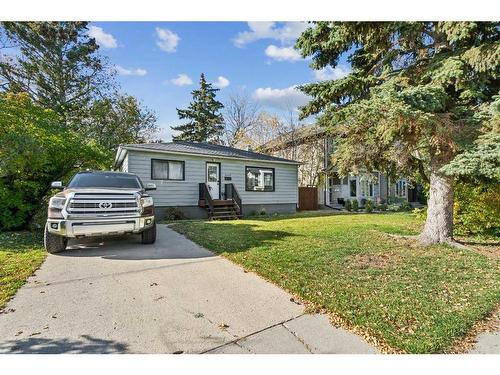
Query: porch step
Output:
[[212, 210, 237, 215], [213, 199, 233, 206]]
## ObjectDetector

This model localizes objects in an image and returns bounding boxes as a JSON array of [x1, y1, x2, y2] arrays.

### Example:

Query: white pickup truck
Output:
[[44, 171, 157, 253]]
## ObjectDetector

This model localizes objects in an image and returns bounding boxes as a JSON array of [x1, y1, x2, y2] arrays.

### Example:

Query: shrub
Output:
[[0, 93, 107, 231], [364, 199, 374, 213], [412, 207, 427, 221], [387, 204, 400, 212], [454, 182, 500, 236], [399, 201, 412, 211], [258, 207, 267, 216], [164, 207, 186, 221], [351, 200, 359, 212], [377, 203, 388, 211], [344, 199, 352, 211]]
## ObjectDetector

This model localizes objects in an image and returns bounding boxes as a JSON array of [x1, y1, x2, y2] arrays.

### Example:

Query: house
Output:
[[114, 141, 300, 219], [261, 124, 425, 208]]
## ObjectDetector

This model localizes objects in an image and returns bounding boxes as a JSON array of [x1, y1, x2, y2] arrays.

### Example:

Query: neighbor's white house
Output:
[[261, 125, 425, 208], [114, 141, 300, 219]]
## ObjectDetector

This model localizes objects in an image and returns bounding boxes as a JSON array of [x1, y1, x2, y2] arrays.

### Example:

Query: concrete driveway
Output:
[[0, 225, 376, 354]]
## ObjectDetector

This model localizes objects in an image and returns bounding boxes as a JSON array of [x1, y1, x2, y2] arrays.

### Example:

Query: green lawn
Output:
[[171, 212, 500, 354], [0, 231, 46, 309]]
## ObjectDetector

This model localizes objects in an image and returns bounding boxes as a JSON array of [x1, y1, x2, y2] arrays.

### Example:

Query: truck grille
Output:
[[67, 193, 140, 217]]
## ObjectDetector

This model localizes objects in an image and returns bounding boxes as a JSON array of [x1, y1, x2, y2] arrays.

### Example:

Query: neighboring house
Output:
[[261, 124, 425, 208], [114, 141, 300, 219], [260, 125, 325, 187]]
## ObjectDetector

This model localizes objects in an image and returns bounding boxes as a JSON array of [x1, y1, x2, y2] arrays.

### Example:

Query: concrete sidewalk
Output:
[[470, 332, 500, 354], [0, 226, 376, 354]]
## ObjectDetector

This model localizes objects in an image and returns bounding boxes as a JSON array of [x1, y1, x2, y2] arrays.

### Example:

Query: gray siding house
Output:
[[262, 124, 425, 208], [114, 141, 300, 219]]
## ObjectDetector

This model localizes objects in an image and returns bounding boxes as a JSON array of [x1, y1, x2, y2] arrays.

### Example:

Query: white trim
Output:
[[115, 146, 301, 168]]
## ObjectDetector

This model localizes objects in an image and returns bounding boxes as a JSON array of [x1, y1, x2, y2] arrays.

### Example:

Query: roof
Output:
[[115, 141, 300, 167], [260, 124, 326, 152]]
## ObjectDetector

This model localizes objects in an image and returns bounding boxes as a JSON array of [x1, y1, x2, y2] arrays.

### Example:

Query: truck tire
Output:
[[141, 223, 156, 244], [44, 224, 68, 253]]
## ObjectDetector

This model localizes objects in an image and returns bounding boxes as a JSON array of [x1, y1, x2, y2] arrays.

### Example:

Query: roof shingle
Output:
[[121, 141, 300, 164]]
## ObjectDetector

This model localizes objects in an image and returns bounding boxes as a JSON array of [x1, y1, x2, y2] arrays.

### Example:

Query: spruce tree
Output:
[[295, 22, 499, 245], [171, 73, 224, 143], [0, 22, 113, 126]]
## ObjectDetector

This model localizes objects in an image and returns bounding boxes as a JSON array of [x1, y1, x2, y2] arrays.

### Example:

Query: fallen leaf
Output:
[[218, 323, 230, 330]]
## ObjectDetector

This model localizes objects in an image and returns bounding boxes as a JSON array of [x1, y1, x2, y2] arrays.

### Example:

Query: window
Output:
[[360, 179, 373, 197], [330, 173, 341, 185], [396, 179, 407, 198], [68, 172, 142, 189], [151, 159, 185, 180], [349, 179, 357, 197], [245, 167, 275, 192]]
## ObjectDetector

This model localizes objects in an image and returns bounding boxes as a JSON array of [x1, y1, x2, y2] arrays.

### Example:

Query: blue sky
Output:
[[89, 22, 351, 141]]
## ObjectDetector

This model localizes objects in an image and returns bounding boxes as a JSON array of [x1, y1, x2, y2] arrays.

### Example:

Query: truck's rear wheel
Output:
[[44, 224, 68, 253], [141, 223, 156, 244]]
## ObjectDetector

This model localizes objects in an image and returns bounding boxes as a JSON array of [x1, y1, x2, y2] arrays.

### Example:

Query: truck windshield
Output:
[[67, 173, 143, 189]]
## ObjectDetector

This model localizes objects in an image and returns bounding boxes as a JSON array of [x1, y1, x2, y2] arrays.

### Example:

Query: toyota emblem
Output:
[[99, 202, 112, 209]]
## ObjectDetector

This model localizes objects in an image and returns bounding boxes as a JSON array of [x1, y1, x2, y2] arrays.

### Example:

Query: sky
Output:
[[89, 22, 352, 141]]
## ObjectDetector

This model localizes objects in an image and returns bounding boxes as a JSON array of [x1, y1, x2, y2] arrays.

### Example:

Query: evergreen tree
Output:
[[171, 73, 224, 143], [296, 22, 499, 245], [0, 22, 113, 126], [442, 95, 500, 182]]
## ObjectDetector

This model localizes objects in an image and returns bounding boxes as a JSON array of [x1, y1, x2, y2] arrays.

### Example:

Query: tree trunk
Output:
[[419, 157, 454, 245]]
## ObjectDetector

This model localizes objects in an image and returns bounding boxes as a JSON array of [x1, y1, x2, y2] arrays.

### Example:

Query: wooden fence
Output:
[[298, 186, 318, 211]]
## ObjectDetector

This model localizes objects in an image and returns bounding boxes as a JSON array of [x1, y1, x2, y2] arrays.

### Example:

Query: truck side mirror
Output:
[[145, 182, 156, 191], [51, 181, 64, 189]]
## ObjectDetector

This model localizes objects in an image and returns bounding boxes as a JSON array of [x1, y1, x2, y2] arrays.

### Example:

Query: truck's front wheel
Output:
[[141, 223, 156, 244], [44, 224, 68, 253]]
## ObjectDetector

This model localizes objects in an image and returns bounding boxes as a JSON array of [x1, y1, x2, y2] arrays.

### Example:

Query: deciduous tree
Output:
[[85, 94, 158, 161], [0, 93, 107, 230], [223, 90, 259, 147]]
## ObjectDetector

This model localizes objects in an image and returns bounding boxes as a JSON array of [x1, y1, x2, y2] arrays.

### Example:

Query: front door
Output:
[[206, 162, 220, 199]]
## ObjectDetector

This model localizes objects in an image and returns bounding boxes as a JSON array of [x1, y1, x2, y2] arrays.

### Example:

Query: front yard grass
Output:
[[171, 212, 500, 353], [0, 231, 46, 309]]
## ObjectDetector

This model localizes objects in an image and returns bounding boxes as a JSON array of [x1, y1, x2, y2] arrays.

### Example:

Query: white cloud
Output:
[[265, 45, 302, 62], [214, 76, 230, 89], [89, 26, 117, 49], [115, 65, 147, 76], [233, 22, 309, 47], [253, 85, 310, 110], [314, 65, 351, 81], [170, 73, 193, 86], [155, 27, 180, 52]]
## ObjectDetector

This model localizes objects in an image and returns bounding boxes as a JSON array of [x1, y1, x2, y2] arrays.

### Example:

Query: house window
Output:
[[396, 179, 407, 198], [349, 178, 357, 197], [245, 167, 275, 192], [151, 159, 185, 180], [360, 179, 373, 197], [330, 173, 341, 185]]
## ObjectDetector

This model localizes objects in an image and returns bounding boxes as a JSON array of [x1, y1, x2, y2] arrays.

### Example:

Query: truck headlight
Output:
[[140, 196, 154, 207], [49, 197, 66, 209]]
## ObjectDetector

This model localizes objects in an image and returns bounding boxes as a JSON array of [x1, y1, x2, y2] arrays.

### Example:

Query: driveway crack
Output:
[[200, 313, 305, 354]]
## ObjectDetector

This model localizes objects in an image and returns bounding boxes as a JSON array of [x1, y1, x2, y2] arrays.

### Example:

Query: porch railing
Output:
[[225, 183, 242, 216], [199, 183, 214, 217]]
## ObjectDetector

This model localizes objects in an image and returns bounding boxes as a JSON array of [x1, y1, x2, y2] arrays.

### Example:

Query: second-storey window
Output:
[[151, 159, 185, 180], [245, 167, 275, 192]]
